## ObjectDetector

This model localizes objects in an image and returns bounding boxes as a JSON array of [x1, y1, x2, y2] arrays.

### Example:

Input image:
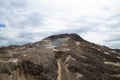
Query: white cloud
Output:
[[0, 0, 120, 48]]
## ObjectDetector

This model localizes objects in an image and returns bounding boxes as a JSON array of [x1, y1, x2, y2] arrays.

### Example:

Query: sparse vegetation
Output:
[[0, 33, 119, 80]]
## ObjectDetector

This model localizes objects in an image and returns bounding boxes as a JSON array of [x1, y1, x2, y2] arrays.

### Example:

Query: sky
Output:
[[0, 0, 120, 49]]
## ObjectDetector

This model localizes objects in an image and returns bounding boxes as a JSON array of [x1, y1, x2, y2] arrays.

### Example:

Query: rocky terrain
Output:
[[0, 33, 120, 80]]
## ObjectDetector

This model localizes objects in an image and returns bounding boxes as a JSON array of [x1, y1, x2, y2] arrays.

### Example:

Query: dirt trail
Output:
[[57, 59, 61, 80]]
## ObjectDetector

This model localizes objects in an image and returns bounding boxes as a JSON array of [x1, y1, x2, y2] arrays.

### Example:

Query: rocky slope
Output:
[[0, 33, 120, 80]]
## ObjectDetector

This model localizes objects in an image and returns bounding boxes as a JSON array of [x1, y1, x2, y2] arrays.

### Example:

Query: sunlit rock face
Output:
[[0, 33, 120, 80]]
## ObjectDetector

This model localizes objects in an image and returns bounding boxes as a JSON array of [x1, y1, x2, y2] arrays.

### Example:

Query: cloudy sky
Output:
[[0, 0, 120, 48]]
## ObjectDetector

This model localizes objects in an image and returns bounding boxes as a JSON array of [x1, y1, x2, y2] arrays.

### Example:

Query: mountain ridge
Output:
[[0, 33, 120, 80]]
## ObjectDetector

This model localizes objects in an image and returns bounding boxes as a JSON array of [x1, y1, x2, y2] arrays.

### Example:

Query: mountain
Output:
[[0, 33, 120, 80]]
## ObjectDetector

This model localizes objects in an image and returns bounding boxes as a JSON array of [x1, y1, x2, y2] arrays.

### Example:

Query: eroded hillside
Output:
[[0, 33, 120, 80]]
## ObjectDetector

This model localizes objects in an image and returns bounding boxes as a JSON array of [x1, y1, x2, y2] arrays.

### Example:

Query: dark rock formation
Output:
[[0, 33, 120, 80]]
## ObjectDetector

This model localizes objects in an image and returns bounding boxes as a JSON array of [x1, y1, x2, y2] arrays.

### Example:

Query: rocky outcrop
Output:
[[0, 33, 120, 80]]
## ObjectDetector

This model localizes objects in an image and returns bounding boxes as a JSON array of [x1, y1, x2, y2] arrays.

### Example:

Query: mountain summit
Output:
[[43, 33, 85, 41], [0, 33, 120, 80]]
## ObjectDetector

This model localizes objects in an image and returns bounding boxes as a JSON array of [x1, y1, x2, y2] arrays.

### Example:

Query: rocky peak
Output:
[[43, 33, 85, 41], [0, 33, 120, 80]]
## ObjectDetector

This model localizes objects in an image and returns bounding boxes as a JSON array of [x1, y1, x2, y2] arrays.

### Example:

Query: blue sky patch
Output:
[[0, 24, 5, 28]]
